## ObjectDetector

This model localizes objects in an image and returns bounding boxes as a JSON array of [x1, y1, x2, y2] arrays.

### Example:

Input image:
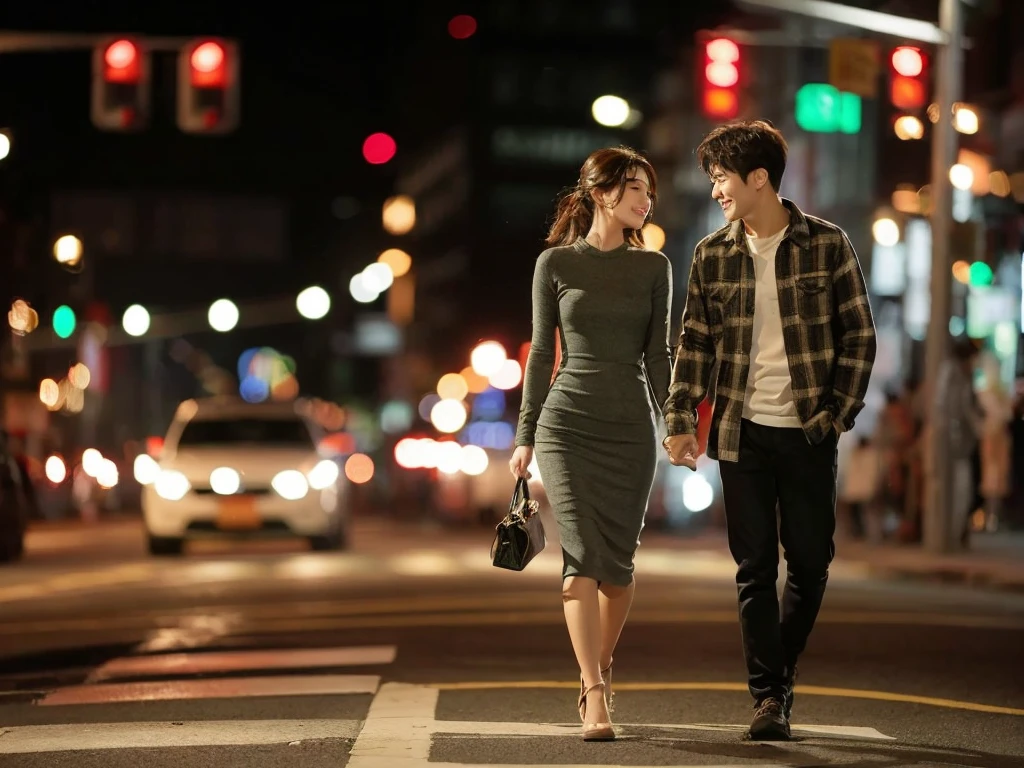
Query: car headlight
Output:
[[307, 459, 339, 490], [155, 470, 190, 501], [272, 469, 308, 500], [209, 467, 241, 495]]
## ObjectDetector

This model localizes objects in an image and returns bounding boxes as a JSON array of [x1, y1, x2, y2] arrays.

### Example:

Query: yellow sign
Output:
[[829, 39, 880, 98]]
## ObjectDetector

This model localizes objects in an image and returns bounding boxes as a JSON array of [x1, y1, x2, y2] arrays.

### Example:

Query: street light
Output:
[[382, 195, 415, 235], [296, 286, 331, 320], [378, 248, 412, 277], [0, 131, 10, 161], [591, 95, 630, 127], [949, 163, 973, 191], [122, 304, 151, 337], [872, 215, 900, 247], [894, 115, 924, 140], [53, 235, 83, 267], [953, 104, 978, 134], [208, 299, 239, 332]]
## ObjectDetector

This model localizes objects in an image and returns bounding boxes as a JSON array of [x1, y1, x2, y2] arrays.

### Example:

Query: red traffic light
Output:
[[103, 39, 140, 84], [191, 41, 225, 73], [701, 37, 740, 119], [448, 14, 477, 39], [891, 46, 923, 77], [889, 46, 927, 110], [363, 132, 396, 165], [189, 40, 227, 88], [105, 40, 137, 70]]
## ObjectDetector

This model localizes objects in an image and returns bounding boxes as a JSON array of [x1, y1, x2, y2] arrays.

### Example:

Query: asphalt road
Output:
[[0, 515, 1021, 767]]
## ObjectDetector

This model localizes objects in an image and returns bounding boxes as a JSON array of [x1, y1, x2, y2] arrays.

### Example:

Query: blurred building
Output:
[[389, 1, 725, 392]]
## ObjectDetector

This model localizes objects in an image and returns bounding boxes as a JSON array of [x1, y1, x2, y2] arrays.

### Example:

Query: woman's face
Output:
[[596, 166, 653, 231]]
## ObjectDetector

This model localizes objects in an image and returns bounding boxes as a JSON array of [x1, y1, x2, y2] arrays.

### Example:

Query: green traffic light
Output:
[[968, 261, 993, 287], [795, 84, 862, 134], [52, 305, 76, 339]]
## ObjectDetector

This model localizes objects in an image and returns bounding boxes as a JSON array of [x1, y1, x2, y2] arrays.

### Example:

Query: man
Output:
[[663, 120, 876, 740]]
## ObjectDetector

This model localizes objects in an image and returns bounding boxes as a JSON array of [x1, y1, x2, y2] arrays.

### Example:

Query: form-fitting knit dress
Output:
[[515, 237, 672, 586]]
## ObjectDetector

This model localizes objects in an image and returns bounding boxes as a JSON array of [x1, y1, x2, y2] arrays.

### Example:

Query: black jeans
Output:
[[718, 419, 838, 705]]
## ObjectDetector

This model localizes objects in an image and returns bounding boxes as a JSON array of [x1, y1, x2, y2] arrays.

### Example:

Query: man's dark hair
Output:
[[696, 119, 788, 192]]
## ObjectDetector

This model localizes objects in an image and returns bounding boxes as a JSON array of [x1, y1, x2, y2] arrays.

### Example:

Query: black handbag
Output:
[[490, 477, 546, 571]]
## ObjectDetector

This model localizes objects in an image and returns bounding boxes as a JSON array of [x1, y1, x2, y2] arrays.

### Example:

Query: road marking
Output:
[[430, 681, 1024, 717], [352, 682, 893, 768], [647, 722, 895, 740], [427, 719, 894, 741], [0, 719, 361, 754], [38, 674, 380, 706], [348, 682, 437, 767], [88, 644, 398, 682]]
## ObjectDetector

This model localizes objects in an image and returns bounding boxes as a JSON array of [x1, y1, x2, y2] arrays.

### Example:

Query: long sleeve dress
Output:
[[514, 237, 673, 585]]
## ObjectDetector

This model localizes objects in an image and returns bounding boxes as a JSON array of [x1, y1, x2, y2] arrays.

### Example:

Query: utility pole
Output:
[[922, 0, 964, 553]]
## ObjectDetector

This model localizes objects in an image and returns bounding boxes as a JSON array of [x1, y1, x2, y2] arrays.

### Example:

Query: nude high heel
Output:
[[578, 681, 615, 741], [601, 660, 614, 712]]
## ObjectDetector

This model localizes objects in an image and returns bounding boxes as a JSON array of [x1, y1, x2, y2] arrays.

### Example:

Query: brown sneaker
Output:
[[748, 697, 791, 741]]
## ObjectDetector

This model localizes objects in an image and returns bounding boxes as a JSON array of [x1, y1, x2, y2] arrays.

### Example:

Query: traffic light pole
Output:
[[922, 0, 964, 553], [0, 31, 197, 53]]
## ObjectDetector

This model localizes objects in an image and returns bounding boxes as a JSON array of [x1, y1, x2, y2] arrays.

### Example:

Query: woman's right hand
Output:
[[509, 446, 534, 479]]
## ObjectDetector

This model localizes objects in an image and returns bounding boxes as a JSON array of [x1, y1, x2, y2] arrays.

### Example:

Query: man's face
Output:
[[709, 165, 755, 224]]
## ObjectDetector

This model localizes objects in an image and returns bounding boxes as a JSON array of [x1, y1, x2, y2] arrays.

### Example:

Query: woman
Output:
[[508, 146, 672, 741]]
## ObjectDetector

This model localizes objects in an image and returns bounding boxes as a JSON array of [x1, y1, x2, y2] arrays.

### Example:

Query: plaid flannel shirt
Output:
[[665, 198, 876, 462]]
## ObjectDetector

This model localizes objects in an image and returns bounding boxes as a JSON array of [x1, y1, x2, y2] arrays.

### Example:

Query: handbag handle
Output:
[[509, 476, 531, 515]]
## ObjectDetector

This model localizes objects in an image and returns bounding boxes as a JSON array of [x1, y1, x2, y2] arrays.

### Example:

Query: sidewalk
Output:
[[648, 528, 1024, 592], [836, 530, 1024, 592]]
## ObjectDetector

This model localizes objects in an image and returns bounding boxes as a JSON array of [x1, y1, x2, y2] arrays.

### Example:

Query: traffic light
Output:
[[700, 37, 741, 120], [91, 38, 151, 131], [177, 38, 240, 134], [889, 45, 928, 111], [52, 305, 76, 340]]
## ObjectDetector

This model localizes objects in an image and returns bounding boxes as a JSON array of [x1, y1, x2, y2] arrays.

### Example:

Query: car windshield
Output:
[[177, 418, 314, 448]]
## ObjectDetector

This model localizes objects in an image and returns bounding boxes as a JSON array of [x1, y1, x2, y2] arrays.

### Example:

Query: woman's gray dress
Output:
[[515, 237, 672, 586]]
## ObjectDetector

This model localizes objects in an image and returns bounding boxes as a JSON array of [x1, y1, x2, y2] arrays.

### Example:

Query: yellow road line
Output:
[[430, 681, 1024, 717]]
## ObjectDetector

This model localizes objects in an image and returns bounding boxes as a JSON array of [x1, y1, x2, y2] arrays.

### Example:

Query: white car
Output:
[[142, 397, 349, 556]]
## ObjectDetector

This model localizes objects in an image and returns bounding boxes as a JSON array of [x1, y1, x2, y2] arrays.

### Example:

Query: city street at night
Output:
[[3, 1, 1024, 766], [0, 515, 1021, 767]]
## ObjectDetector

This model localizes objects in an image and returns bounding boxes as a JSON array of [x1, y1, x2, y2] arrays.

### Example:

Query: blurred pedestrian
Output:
[[509, 146, 671, 742], [976, 353, 1013, 530], [935, 338, 983, 548], [840, 436, 880, 540], [662, 120, 876, 740]]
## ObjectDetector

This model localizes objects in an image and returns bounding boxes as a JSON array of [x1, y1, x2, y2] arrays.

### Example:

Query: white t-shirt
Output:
[[742, 226, 801, 428]]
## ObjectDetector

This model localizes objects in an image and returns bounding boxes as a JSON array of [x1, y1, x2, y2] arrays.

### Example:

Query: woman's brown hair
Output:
[[545, 146, 658, 248]]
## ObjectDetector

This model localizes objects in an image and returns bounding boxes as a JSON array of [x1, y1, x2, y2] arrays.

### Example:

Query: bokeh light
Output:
[[470, 340, 507, 377], [378, 248, 412, 277], [437, 373, 469, 401], [296, 286, 331, 320], [345, 453, 375, 484], [448, 14, 477, 39], [362, 132, 396, 165]]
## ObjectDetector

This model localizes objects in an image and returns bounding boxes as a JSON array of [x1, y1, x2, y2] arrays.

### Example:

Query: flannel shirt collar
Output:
[[725, 198, 811, 251]]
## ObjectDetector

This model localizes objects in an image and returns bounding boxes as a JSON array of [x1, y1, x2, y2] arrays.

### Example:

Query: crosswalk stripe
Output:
[[87, 644, 397, 682], [38, 673, 381, 705], [0, 719, 362, 754]]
